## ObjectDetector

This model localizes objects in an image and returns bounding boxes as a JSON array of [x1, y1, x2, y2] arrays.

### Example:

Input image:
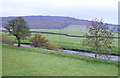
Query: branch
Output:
[[4, 27, 14, 35]]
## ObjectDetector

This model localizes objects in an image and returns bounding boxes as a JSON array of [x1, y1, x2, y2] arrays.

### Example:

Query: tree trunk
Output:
[[95, 53, 97, 58], [95, 44, 98, 58], [16, 36, 21, 47], [95, 43, 98, 58], [95, 34, 98, 58]]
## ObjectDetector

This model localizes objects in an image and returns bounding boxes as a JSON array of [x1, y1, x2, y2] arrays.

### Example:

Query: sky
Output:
[[0, 0, 119, 24]]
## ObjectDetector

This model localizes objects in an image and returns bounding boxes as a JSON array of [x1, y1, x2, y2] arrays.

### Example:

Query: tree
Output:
[[82, 19, 114, 58], [4, 17, 31, 47]]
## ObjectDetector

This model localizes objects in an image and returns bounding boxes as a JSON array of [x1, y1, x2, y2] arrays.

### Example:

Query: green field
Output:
[[0, 43, 1, 77], [2, 28, 119, 55], [63, 25, 89, 31], [42, 34, 119, 54], [30, 29, 88, 36], [24, 29, 119, 55], [30, 26, 119, 37], [2, 44, 118, 76], [2, 28, 118, 55]]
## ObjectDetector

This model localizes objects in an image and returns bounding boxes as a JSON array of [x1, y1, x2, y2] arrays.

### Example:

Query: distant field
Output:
[[30, 29, 86, 36], [63, 25, 89, 31], [30, 28, 119, 37], [2, 44, 118, 76], [30, 25, 90, 36], [12, 32, 118, 55], [43, 34, 119, 55], [29, 29, 119, 54], [2, 28, 119, 55]]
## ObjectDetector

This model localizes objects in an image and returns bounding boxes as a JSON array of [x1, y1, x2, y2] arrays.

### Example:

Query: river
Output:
[[14, 43, 119, 61]]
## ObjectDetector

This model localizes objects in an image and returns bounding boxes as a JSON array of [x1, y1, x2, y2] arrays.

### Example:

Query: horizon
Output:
[[1, 15, 118, 25], [1, 0, 119, 24]]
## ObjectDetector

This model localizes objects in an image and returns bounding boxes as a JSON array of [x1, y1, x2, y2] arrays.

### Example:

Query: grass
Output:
[[2, 28, 119, 55], [0, 43, 2, 77], [30, 29, 119, 55], [30, 29, 88, 36], [39, 34, 119, 55], [30, 27, 119, 37], [2, 31, 118, 55], [63, 25, 88, 31], [2, 44, 118, 76], [16, 34, 119, 55]]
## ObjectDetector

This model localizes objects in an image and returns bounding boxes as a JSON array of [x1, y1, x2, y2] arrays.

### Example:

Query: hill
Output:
[[0, 15, 118, 32], [1, 16, 91, 29]]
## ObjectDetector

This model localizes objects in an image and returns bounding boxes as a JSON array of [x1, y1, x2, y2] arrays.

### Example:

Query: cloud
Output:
[[0, 0, 119, 24]]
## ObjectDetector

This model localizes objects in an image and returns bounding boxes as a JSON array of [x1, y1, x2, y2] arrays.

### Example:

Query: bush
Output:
[[29, 33, 49, 47], [46, 42, 61, 50], [2, 33, 15, 44], [29, 33, 61, 50]]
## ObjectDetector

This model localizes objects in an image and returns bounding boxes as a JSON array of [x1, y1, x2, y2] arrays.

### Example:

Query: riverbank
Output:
[[14, 43, 119, 61], [2, 44, 118, 76]]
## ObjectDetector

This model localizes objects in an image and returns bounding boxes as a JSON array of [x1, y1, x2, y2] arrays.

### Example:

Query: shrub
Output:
[[46, 42, 61, 50], [29, 33, 49, 47], [29, 33, 61, 50], [2, 33, 15, 44]]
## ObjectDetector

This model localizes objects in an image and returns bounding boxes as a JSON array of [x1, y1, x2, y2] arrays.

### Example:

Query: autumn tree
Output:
[[82, 19, 114, 58], [4, 17, 31, 47]]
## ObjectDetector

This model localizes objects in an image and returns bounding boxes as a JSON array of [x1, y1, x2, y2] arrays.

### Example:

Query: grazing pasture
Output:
[[2, 28, 119, 55], [2, 27, 119, 76], [2, 44, 118, 76], [30, 29, 119, 55]]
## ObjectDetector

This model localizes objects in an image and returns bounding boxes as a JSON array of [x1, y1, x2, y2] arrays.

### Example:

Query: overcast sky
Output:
[[0, 0, 119, 24]]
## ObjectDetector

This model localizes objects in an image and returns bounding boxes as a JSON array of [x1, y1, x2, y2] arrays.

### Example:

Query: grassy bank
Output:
[[2, 44, 118, 76], [44, 34, 119, 54], [2, 29, 119, 55]]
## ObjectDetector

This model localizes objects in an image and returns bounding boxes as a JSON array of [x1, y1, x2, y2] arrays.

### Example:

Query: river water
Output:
[[14, 43, 119, 61], [60, 50, 119, 61]]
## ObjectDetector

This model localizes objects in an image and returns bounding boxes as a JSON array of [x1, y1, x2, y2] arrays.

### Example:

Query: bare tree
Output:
[[82, 19, 114, 58]]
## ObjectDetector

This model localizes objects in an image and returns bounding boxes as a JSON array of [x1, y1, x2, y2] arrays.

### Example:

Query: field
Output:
[[1, 4, 119, 76], [30, 25, 119, 37], [1, 28, 119, 55], [0, 43, 1, 77], [31, 29, 87, 36], [2, 27, 119, 76], [2, 44, 118, 76], [29, 29, 119, 55], [42, 34, 119, 54]]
